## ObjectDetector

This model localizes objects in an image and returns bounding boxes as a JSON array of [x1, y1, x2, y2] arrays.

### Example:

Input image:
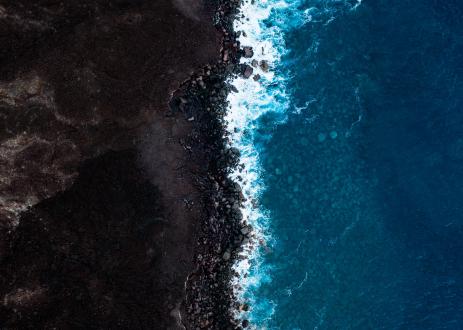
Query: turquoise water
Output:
[[228, 0, 463, 328]]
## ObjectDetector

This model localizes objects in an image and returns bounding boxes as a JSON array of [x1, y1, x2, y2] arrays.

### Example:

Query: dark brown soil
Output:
[[0, 0, 229, 328]]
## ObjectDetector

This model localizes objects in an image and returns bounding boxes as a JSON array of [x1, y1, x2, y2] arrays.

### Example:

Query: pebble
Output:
[[240, 304, 250, 311]]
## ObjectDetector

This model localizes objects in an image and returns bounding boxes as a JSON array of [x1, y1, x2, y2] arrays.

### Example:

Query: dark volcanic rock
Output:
[[260, 60, 269, 72], [242, 46, 254, 58], [0, 0, 225, 328], [0, 0, 220, 224], [242, 65, 254, 79]]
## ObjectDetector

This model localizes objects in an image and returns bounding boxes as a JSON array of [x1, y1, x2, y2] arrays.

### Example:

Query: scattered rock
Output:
[[253, 74, 261, 81]]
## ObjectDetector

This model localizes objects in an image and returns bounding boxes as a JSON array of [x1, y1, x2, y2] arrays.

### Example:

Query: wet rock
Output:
[[240, 226, 251, 235], [240, 304, 250, 312], [259, 60, 269, 72], [242, 65, 253, 79], [253, 74, 261, 81], [242, 46, 253, 58]]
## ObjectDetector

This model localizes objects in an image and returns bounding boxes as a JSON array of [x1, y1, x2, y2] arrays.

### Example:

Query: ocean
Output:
[[226, 0, 463, 329]]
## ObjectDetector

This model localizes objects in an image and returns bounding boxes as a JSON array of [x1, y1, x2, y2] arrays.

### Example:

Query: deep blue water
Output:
[[250, 0, 463, 328]]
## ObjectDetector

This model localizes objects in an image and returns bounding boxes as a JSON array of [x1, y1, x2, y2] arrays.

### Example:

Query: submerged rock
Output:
[[318, 132, 327, 142]]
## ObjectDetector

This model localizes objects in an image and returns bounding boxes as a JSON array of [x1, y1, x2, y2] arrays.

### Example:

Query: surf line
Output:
[[224, 0, 297, 325]]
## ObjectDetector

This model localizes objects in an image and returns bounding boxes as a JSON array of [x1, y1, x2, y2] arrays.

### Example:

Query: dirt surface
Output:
[[0, 0, 224, 328]]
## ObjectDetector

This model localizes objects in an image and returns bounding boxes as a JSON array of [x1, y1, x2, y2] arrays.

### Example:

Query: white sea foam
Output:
[[224, 0, 302, 327]]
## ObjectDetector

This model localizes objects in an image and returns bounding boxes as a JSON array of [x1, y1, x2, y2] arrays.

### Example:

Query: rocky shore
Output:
[[0, 0, 251, 328]]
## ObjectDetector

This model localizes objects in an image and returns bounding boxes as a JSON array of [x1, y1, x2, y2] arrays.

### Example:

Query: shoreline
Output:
[[166, 0, 285, 329], [214, 0, 292, 327], [177, 0, 251, 328]]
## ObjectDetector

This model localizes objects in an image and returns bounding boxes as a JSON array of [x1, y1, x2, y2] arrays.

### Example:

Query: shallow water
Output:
[[229, 0, 463, 328]]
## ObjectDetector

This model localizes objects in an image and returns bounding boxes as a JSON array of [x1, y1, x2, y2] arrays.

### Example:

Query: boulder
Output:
[[222, 250, 231, 261], [242, 65, 253, 79], [260, 60, 269, 72], [242, 46, 254, 58]]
